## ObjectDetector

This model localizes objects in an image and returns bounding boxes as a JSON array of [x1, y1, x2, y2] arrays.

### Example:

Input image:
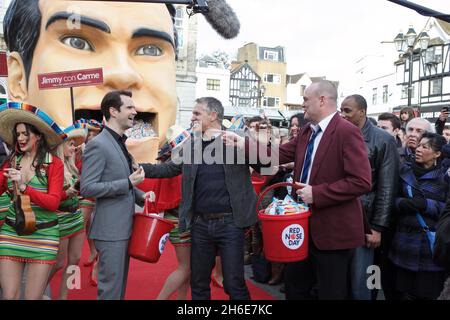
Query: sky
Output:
[[196, 0, 449, 90]]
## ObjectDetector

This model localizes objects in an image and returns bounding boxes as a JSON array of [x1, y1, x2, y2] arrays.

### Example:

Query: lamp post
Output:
[[393, 26, 430, 113]]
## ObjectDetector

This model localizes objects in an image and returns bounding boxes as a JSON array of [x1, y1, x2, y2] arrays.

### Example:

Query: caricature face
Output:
[[9, 0, 177, 162]]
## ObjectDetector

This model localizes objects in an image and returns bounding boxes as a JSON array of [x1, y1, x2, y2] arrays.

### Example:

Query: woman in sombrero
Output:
[[46, 123, 87, 299], [0, 102, 65, 300]]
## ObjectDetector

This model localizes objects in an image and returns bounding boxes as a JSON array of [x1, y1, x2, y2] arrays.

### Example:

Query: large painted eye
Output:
[[61, 36, 93, 51], [135, 44, 162, 56]]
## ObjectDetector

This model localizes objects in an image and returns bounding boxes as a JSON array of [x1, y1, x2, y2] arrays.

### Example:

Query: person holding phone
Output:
[[80, 90, 147, 300], [435, 107, 450, 136]]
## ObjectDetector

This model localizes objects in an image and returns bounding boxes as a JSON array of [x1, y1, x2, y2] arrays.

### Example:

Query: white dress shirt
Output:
[[300, 112, 337, 184]]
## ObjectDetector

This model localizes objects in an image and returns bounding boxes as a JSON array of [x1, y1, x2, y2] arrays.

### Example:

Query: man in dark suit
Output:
[[224, 80, 372, 299], [81, 90, 146, 300]]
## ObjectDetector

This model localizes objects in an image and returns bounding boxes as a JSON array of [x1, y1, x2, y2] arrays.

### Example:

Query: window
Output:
[[264, 50, 278, 61], [382, 85, 388, 104], [431, 79, 442, 95], [239, 98, 251, 107], [263, 97, 280, 108], [300, 85, 306, 96], [206, 79, 220, 91], [175, 7, 184, 27], [263, 73, 281, 84], [239, 80, 251, 94], [175, 7, 183, 50], [401, 85, 415, 99], [0, 85, 5, 95], [372, 88, 377, 105]]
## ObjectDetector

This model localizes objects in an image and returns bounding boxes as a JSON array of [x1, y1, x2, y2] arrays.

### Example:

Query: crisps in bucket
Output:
[[257, 182, 311, 262], [263, 195, 309, 215]]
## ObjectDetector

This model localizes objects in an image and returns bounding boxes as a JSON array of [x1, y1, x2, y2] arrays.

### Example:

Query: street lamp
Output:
[[393, 25, 430, 112]]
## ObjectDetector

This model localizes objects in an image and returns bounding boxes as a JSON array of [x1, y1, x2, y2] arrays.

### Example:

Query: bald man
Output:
[[224, 80, 372, 299]]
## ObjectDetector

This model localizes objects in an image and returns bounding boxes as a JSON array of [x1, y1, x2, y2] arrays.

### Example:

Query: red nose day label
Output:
[[282, 224, 304, 250]]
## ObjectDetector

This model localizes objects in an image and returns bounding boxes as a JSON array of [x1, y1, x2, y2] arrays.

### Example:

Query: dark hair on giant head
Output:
[[195, 97, 224, 123], [3, 0, 41, 84], [8, 122, 52, 184], [378, 112, 401, 130], [3, 1, 178, 85], [419, 132, 449, 161], [101, 90, 132, 121]]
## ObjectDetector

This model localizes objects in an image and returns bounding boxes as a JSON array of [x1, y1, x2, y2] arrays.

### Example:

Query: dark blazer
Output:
[[277, 113, 372, 250], [81, 129, 144, 241], [141, 135, 258, 233]]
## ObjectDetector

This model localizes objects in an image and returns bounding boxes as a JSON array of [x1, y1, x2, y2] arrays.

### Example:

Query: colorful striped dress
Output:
[[0, 192, 10, 227], [79, 197, 96, 209], [0, 153, 62, 264], [57, 177, 85, 239]]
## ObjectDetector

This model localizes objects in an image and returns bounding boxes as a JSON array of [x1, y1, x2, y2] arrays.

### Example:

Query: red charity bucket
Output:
[[251, 176, 265, 195], [128, 198, 175, 263], [257, 182, 311, 263]]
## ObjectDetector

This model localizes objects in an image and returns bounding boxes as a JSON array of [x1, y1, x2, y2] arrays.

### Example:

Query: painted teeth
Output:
[[125, 119, 156, 139]]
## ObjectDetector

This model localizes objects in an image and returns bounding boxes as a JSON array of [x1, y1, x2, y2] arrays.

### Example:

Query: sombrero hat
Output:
[[0, 102, 66, 149], [63, 123, 88, 147]]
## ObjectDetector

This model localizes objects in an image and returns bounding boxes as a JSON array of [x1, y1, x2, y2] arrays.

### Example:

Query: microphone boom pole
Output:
[[387, 0, 450, 23]]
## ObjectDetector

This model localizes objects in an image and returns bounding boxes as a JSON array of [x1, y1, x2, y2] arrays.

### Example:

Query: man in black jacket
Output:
[[341, 94, 399, 300], [141, 97, 257, 300]]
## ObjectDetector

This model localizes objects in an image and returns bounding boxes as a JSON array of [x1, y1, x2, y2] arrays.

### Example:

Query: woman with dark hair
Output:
[[389, 132, 450, 300], [0, 102, 64, 300], [399, 107, 416, 129], [288, 113, 304, 139]]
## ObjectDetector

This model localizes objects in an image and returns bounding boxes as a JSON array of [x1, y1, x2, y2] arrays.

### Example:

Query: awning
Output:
[[279, 110, 304, 121], [223, 106, 285, 121]]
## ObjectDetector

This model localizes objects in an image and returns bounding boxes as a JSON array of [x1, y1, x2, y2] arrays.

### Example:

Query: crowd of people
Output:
[[0, 81, 450, 300]]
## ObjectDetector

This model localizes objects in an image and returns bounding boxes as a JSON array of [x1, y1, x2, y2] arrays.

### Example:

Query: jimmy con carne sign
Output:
[[38, 68, 103, 90]]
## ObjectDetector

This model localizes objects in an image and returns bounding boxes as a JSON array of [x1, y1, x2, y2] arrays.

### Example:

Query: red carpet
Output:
[[50, 239, 276, 300]]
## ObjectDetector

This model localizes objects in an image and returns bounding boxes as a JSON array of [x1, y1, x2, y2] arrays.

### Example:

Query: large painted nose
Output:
[[102, 50, 143, 91]]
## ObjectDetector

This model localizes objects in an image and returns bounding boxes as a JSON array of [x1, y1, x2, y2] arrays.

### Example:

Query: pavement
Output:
[[244, 264, 285, 300]]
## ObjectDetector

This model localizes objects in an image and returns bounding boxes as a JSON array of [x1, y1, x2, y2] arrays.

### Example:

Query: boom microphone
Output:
[[202, 0, 240, 39]]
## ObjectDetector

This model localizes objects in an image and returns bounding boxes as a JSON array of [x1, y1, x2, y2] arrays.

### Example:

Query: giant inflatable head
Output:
[[4, 0, 240, 163], [4, 0, 178, 162]]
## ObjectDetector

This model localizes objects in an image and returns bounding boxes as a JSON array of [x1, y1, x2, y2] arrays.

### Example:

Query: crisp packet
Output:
[[264, 197, 279, 215], [263, 195, 309, 215]]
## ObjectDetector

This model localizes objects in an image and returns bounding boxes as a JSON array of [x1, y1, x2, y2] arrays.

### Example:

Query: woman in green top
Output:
[[0, 102, 65, 300]]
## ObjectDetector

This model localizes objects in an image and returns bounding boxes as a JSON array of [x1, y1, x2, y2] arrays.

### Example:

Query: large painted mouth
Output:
[[75, 109, 158, 140]]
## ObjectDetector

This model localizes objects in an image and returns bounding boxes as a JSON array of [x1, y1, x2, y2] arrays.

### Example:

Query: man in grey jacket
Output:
[[81, 90, 146, 300], [142, 97, 258, 300], [341, 94, 399, 300]]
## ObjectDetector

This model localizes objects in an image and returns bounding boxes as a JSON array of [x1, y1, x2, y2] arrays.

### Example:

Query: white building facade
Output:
[[174, 5, 198, 128], [195, 55, 230, 110], [346, 47, 401, 119]]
